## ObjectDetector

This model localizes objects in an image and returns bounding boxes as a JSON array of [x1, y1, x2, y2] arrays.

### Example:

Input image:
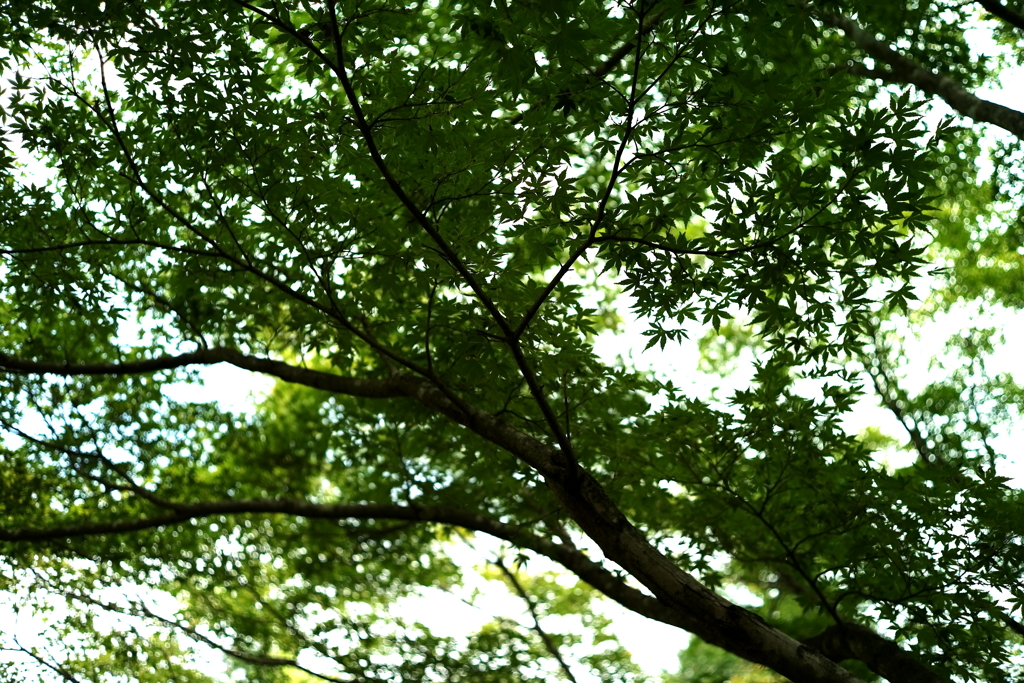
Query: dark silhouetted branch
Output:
[[817, 9, 1024, 140]]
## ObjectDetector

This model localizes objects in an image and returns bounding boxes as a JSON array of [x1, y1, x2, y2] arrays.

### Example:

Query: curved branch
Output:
[[0, 496, 683, 645], [3, 637, 84, 683], [0, 346, 867, 682], [859, 325, 967, 486], [0, 347, 560, 478], [861, 344, 933, 463], [0, 347, 402, 398], [43, 582, 347, 682], [815, 9, 1024, 140], [132, 601, 349, 683], [3, 491, 938, 683], [0, 6, 950, 683]]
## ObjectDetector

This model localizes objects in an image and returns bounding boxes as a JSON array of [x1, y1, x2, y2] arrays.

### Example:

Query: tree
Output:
[[0, 0, 1021, 681]]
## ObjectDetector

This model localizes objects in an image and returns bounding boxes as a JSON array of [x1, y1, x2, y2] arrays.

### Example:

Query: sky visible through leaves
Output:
[[2, 3, 1023, 681], [140, 24, 1024, 676]]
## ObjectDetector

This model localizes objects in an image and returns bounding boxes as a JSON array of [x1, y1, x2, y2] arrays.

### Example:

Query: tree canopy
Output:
[[0, 0, 1023, 681]]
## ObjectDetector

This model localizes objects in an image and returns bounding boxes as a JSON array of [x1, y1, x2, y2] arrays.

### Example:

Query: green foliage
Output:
[[0, 1, 1022, 682], [666, 638, 786, 683]]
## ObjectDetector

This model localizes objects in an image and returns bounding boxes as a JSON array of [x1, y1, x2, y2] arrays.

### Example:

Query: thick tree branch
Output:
[[997, 608, 1024, 638], [977, 0, 1024, 31], [0, 346, 946, 682], [803, 622, 947, 683], [0, 347, 866, 682], [816, 9, 1024, 140], [0, 5, 984, 683], [0, 496, 677, 646], [0, 347, 557, 476], [0, 490, 883, 683]]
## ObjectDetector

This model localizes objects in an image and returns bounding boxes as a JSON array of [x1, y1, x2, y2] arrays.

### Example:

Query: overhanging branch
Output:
[[977, 0, 1024, 31], [0, 497, 685, 644], [0, 347, 565, 478], [816, 9, 1024, 140], [0, 347, 402, 398], [0, 346, 866, 682]]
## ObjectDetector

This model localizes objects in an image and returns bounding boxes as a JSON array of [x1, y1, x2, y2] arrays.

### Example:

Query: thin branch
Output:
[[6, 426, 175, 509], [4, 637, 84, 683], [230, 0, 579, 475], [513, 3, 653, 340], [332, 0, 580, 474], [321, 1, 503, 327], [861, 337, 934, 463], [71, 54, 427, 381], [721, 484, 842, 624], [493, 557, 578, 683], [594, 162, 858, 263], [0, 237, 219, 259], [859, 324, 967, 487], [133, 602, 349, 683], [79, 55, 357, 340], [508, 7, 670, 125]]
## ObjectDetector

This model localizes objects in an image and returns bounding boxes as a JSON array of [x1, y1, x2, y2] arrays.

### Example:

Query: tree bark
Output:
[[2, 351, 948, 683], [816, 9, 1024, 141], [977, 0, 1024, 31], [803, 623, 947, 683]]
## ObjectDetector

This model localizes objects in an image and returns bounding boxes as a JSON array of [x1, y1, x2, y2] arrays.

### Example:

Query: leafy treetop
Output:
[[0, 1, 1022, 682]]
